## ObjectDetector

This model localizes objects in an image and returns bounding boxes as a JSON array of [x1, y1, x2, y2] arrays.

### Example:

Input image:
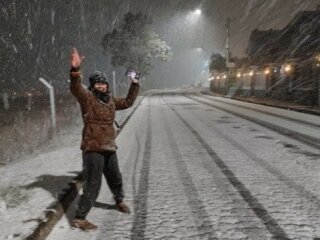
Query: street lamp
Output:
[[195, 9, 202, 15], [264, 68, 271, 75], [284, 64, 292, 73], [315, 55, 320, 67]]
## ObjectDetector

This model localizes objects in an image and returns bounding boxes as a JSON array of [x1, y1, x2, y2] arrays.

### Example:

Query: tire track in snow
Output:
[[130, 103, 152, 240], [185, 93, 320, 210], [166, 96, 290, 240], [160, 104, 219, 240], [185, 94, 320, 149]]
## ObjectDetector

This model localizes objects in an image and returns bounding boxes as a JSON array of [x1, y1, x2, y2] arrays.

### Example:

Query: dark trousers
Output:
[[76, 151, 124, 219]]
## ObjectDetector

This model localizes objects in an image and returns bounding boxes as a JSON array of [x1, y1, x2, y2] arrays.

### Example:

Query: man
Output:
[[69, 48, 139, 231]]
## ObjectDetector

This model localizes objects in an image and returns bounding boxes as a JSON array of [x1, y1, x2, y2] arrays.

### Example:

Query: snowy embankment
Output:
[[0, 96, 142, 240]]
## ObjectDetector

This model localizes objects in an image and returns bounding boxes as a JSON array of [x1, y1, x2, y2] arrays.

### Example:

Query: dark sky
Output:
[[1, 0, 320, 92], [91, 0, 320, 88], [124, 0, 320, 56]]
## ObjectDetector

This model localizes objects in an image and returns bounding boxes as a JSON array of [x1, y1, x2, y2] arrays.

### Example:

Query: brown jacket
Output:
[[70, 71, 139, 152]]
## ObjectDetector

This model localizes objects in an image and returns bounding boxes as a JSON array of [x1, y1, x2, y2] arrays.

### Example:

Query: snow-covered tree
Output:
[[101, 12, 172, 75], [209, 52, 226, 73]]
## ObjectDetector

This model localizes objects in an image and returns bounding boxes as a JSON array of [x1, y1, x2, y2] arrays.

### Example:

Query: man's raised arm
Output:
[[69, 48, 89, 103]]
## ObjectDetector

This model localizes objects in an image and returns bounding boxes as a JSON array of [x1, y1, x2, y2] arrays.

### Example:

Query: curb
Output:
[[186, 94, 320, 149], [24, 95, 145, 240], [25, 176, 82, 240], [201, 90, 320, 117]]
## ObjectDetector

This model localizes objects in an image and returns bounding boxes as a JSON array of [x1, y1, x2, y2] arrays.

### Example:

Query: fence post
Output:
[[2, 92, 9, 110], [318, 68, 320, 106], [39, 78, 56, 130], [112, 71, 116, 97], [27, 94, 32, 110]]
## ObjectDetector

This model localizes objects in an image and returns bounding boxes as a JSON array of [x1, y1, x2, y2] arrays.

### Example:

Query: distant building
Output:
[[247, 6, 320, 64], [247, 29, 281, 62]]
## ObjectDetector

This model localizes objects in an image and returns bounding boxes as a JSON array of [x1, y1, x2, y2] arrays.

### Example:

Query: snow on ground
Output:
[[0, 97, 142, 240]]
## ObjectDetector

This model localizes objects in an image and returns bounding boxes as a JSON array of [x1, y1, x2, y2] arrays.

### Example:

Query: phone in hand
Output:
[[125, 69, 141, 80]]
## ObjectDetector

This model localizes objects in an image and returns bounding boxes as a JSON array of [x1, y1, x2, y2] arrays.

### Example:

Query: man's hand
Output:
[[70, 47, 85, 68], [128, 71, 139, 84]]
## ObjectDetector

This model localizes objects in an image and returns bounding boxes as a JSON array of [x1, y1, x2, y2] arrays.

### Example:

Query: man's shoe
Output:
[[71, 219, 97, 231], [116, 202, 131, 214]]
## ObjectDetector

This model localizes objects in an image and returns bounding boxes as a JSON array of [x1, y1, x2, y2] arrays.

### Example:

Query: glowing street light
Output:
[[249, 71, 254, 76], [237, 73, 241, 78], [195, 9, 202, 15], [284, 64, 292, 73], [315, 55, 320, 67], [264, 68, 270, 75], [195, 47, 203, 52]]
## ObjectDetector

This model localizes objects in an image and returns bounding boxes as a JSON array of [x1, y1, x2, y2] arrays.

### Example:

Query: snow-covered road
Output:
[[46, 90, 320, 240], [0, 97, 143, 240]]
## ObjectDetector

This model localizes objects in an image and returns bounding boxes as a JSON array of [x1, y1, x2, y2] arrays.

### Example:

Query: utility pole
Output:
[[225, 18, 231, 95], [225, 17, 231, 66]]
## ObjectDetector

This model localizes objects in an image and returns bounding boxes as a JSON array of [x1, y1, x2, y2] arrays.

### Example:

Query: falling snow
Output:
[[0, 1, 320, 239]]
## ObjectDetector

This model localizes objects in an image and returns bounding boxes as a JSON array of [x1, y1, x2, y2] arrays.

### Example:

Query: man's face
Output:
[[94, 83, 108, 93]]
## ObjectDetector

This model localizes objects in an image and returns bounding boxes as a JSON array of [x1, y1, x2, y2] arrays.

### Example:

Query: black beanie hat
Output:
[[89, 71, 109, 89]]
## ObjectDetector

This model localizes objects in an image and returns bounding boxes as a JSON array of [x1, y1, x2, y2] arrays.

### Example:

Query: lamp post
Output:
[[164, 8, 202, 88]]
